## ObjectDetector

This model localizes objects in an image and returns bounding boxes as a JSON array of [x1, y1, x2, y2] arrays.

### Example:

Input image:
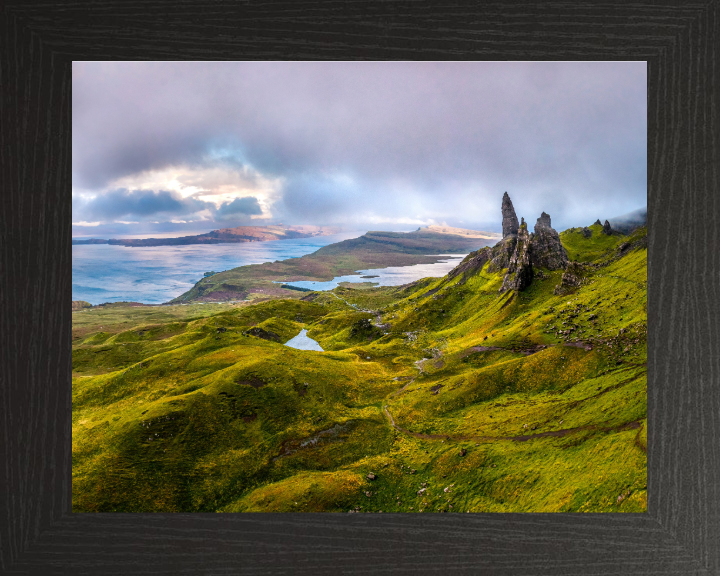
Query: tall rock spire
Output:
[[501, 192, 519, 238]]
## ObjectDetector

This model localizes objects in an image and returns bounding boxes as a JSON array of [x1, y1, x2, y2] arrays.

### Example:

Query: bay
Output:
[[277, 255, 467, 291], [72, 232, 362, 305]]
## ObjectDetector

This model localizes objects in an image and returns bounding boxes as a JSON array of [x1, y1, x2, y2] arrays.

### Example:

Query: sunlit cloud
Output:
[[72, 162, 283, 231]]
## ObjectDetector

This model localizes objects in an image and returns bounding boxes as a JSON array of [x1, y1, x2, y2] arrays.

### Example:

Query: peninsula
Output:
[[71, 224, 341, 247]]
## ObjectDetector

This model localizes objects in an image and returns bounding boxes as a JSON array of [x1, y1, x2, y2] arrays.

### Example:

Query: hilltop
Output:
[[72, 194, 646, 513], [72, 224, 340, 247]]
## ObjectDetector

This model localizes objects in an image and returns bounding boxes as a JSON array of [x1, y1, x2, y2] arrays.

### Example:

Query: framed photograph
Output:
[[2, 3, 718, 574]]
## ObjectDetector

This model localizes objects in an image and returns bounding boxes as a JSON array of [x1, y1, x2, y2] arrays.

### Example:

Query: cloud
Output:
[[81, 188, 214, 221], [217, 196, 263, 217], [73, 62, 647, 234]]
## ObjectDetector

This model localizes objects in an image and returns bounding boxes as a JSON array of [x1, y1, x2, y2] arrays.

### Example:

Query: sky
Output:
[[72, 61, 647, 238]]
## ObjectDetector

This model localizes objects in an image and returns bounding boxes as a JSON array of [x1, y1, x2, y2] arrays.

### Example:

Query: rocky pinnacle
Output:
[[535, 212, 552, 230], [532, 212, 568, 270], [501, 192, 520, 238]]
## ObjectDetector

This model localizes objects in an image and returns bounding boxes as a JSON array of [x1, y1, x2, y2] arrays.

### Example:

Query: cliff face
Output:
[[499, 222, 533, 292], [487, 235, 517, 273]]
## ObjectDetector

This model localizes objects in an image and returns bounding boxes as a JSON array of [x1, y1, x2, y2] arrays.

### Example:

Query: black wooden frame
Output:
[[1, 2, 718, 574]]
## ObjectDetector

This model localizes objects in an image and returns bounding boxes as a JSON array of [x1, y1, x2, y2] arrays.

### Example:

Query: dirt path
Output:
[[330, 292, 374, 314], [330, 292, 386, 327], [389, 377, 416, 398], [330, 292, 358, 309], [382, 404, 641, 444]]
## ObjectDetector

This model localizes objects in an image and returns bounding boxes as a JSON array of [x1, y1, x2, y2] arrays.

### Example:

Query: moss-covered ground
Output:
[[73, 226, 647, 513]]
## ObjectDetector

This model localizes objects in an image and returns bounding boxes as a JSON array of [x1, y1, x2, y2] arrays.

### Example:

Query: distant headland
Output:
[[72, 225, 341, 247]]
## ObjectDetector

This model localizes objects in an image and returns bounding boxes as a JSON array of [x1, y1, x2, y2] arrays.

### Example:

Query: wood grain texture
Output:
[[1, 1, 718, 574]]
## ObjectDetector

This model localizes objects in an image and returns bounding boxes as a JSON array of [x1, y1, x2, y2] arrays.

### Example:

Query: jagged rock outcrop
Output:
[[487, 235, 517, 273], [531, 212, 568, 270], [553, 261, 591, 295], [594, 219, 602, 226], [448, 193, 570, 293], [243, 327, 281, 342], [499, 222, 533, 292], [602, 220, 613, 235], [582, 227, 592, 238], [535, 212, 552, 229], [501, 192, 520, 238]]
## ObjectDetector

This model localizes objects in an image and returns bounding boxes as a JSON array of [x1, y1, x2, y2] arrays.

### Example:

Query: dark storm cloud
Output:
[[82, 188, 212, 220], [73, 62, 646, 232], [217, 196, 263, 217]]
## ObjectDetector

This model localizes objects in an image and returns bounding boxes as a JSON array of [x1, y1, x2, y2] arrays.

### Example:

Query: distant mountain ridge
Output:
[[72, 225, 341, 247], [417, 225, 501, 240]]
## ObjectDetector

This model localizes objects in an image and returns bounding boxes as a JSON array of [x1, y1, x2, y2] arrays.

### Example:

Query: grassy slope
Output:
[[73, 226, 646, 513], [169, 230, 495, 304]]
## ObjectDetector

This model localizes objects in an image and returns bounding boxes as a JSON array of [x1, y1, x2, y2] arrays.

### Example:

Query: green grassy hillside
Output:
[[72, 226, 647, 513]]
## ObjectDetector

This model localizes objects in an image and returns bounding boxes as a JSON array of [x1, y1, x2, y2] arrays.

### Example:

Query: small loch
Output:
[[284, 329, 324, 352]]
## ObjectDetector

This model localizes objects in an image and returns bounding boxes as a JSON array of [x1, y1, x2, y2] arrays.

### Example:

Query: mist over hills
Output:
[[608, 207, 648, 234]]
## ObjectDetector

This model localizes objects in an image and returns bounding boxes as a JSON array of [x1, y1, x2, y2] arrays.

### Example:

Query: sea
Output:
[[72, 232, 468, 305]]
